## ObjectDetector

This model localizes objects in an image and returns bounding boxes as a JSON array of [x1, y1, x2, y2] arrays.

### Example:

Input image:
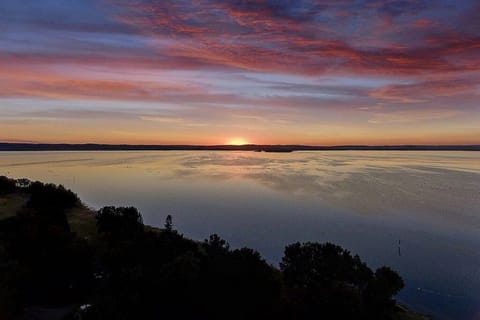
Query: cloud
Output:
[[368, 109, 465, 124], [1, 0, 480, 144], [3, 0, 479, 77], [412, 19, 435, 29], [0, 66, 208, 102], [3, 0, 480, 79], [110, 0, 480, 76], [370, 78, 479, 103]]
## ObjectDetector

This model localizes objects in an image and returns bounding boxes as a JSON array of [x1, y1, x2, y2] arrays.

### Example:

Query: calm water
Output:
[[1, 151, 479, 319]]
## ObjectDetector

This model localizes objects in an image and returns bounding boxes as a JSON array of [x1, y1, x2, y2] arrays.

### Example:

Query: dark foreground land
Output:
[[1, 142, 479, 152], [0, 176, 428, 320]]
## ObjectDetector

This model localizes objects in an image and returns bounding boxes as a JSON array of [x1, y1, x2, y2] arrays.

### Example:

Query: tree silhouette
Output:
[[279, 242, 403, 319], [0, 176, 16, 195], [0, 181, 408, 320], [165, 214, 173, 232], [96, 206, 144, 238]]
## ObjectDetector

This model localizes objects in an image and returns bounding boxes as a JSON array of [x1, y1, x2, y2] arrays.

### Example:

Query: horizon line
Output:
[[1, 142, 479, 152]]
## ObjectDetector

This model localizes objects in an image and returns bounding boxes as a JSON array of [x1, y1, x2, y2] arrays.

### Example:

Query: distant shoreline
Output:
[[0, 143, 479, 152]]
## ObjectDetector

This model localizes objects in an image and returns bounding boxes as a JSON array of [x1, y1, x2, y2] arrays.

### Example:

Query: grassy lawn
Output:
[[0, 193, 29, 220], [0, 193, 157, 240], [66, 205, 162, 240], [0, 192, 98, 240], [66, 204, 98, 239]]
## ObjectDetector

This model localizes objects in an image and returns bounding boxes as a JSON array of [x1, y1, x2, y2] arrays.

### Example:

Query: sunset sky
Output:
[[1, 0, 479, 145]]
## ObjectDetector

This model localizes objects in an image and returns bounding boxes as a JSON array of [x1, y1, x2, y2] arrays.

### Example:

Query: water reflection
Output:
[[165, 152, 480, 230], [0, 151, 479, 320]]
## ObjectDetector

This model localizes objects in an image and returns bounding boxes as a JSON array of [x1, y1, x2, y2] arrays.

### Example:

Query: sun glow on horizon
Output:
[[226, 137, 250, 145]]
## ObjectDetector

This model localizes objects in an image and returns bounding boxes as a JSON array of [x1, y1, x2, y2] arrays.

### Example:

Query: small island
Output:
[[0, 176, 428, 320]]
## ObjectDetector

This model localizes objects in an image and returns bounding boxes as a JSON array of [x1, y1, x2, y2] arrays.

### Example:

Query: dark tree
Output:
[[96, 206, 144, 238], [165, 214, 173, 232], [365, 266, 405, 318], [374, 267, 404, 297], [0, 176, 16, 195], [204, 233, 230, 255], [27, 181, 78, 210], [281, 242, 373, 289], [15, 178, 31, 188], [280, 242, 379, 319]]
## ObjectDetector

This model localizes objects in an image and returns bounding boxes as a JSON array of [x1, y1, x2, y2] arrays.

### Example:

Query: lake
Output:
[[1, 151, 479, 319]]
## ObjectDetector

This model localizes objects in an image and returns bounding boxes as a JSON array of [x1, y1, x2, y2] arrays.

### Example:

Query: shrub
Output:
[[96, 206, 144, 238], [0, 176, 16, 195]]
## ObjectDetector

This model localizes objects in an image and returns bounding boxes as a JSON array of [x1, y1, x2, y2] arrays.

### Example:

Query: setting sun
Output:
[[226, 138, 250, 145]]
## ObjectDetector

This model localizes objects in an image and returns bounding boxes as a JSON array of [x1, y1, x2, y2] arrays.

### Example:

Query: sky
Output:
[[0, 0, 479, 145]]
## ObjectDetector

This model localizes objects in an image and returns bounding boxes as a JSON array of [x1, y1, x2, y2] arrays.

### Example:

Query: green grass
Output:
[[0, 193, 29, 220], [66, 204, 162, 240], [66, 204, 98, 239], [0, 193, 99, 241]]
